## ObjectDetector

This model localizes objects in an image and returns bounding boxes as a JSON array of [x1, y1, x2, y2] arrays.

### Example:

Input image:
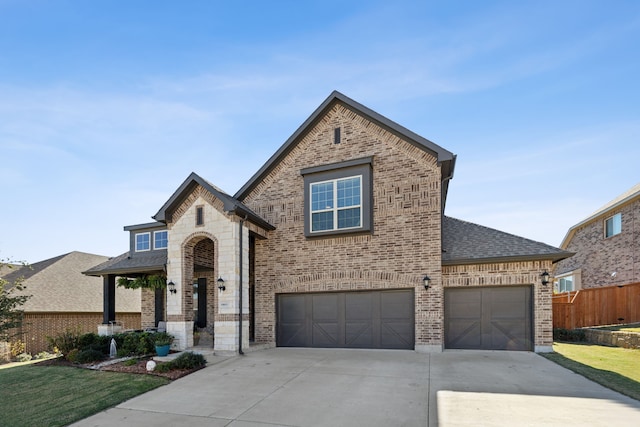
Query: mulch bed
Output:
[[36, 356, 203, 381]]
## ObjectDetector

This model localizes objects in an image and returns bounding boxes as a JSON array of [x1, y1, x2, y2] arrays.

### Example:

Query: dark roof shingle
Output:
[[442, 216, 572, 265], [83, 251, 167, 276]]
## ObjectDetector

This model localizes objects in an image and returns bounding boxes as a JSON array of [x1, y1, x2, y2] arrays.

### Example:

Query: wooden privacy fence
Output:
[[552, 282, 640, 329]]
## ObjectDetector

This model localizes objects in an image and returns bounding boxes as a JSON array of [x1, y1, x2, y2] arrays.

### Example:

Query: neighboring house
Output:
[[1, 251, 141, 354], [85, 91, 570, 353], [555, 183, 640, 292]]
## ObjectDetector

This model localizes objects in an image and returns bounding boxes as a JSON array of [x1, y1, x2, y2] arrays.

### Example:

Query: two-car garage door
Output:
[[277, 290, 414, 349]]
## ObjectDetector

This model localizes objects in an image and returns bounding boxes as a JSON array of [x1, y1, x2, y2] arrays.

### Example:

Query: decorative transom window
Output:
[[302, 156, 373, 237], [135, 232, 150, 252], [154, 230, 168, 249], [196, 206, 204, 226], [311, 176, 362, 232], [605, 213, 622, 238]]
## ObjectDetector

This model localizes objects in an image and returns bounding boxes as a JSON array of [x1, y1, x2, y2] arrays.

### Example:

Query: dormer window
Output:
[[154, 230, 168, 249], [135, 232, 151, 252]]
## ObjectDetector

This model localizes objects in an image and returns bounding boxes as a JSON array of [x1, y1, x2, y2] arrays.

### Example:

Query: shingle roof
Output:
[[2, 251, 140, 312], [153, 172, 275, 231], [559, 182, 640, 249], [234, 91, 457, 208], [442, 217, 572, 265], [83, 251, 167, 276]]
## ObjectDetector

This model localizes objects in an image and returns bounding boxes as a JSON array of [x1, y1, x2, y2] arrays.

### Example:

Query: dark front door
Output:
[[196, 278, 207, 328], [276, 290, 414, 349], [444, 286, 533, 351]]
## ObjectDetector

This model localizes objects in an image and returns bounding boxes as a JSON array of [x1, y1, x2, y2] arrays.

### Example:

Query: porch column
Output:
[[103, 274, 116, 324]]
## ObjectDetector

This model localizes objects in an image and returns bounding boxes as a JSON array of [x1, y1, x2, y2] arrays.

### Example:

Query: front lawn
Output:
[[0, 363, 168, 427], [543, 342, 640, 401]]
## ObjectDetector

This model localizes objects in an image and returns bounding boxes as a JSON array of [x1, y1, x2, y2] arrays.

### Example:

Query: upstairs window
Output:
[[605, 213, 622, 238], [302, 157, 372, 237], [154, 230, 168, 249], [135, 232, 150, 252], [311, 176, 362, 232]]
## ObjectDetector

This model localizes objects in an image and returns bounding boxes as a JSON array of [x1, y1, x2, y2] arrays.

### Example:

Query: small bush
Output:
[[66, 348, 80, 363], [75, 349, 105, 364], [16, 352, 32, 362], [152, 332, 174, 346], [48, 329, 82, 355], [554, 328, 586, 342], [172, 352, 206, 370], [34, 351, 53, 360], [154, 362, 172, 373], [10, 340, 25, 358], [123, 358, 138, 366]]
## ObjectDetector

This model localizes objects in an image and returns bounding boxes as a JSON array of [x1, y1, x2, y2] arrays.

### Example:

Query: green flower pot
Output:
[[155, 344, 170, 356]]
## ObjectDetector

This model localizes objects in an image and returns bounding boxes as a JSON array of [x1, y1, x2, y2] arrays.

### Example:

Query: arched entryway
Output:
[[182, 233, 218, 347]]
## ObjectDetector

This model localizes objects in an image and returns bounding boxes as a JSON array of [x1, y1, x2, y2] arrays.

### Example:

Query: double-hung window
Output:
[[311, 176, 362, 232], [154, 230, 168, 249], [302, 157, 372, 237], [135, 232, 150, 252]]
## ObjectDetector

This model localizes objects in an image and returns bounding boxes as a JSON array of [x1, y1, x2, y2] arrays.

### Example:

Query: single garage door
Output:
[[277, 290, 414, 349], [445, 286, 533, 351]]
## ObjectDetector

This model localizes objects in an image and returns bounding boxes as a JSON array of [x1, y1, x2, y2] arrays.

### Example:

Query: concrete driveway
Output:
[[72, 348, 640, 427]]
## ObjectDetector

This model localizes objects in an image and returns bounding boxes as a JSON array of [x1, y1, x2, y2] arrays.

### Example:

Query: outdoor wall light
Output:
[[167, 281, 177, 294], [540, 271, 550, 286], [423, 275, 431, 290], [217, 277, 226, 291]]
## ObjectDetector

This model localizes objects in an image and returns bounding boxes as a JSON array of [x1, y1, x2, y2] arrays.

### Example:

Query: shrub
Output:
[[123, 358, 138, 366], [172, 352, 206, 370], [154, 362, 172, 373], [47, 329, 82, 355], [75, 349, 105, 364], [554, 328, 586, 342], [65, 348, 79, 363], [34, 351, 53, 360], [16, 352, 32, 362], [9, 340, 25, 358]]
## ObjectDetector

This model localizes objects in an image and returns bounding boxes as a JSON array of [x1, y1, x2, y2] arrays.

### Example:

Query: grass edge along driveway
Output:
[[0, 363, 168, 427], [543, 342, 640, 401]]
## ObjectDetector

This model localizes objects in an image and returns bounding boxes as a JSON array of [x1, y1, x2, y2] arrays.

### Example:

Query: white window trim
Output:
[[604, 212, 622, 238], [135, 232, 151, 252], [309, 174, 363, 233], [153, 230, 168, 250]]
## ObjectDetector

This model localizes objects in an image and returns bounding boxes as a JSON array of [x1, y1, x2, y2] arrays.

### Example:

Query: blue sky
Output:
[[1, 0, 639, 263]]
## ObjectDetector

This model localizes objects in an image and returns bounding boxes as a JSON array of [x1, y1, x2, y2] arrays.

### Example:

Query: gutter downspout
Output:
[[238, 215, 247, 355]]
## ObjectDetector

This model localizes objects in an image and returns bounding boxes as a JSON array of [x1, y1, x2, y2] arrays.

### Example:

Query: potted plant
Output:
[[153, 332, 174, 356]]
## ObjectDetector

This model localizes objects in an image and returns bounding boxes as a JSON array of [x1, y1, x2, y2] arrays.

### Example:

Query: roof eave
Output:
[[82, 265, 166, 277], [442, 252, 574, 266]]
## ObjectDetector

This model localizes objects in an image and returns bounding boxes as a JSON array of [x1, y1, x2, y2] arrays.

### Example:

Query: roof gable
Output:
[[153, 172, 274, 230], [560, 182, 640, 249], [234, 91, 457, 204], [443, 216, 572, 265]]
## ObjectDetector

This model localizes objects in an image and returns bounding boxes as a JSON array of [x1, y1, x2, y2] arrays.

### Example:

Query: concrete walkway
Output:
[[71, 348, 640, 427]]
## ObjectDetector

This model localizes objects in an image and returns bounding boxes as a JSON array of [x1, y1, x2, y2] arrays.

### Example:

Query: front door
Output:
[[195, 278, 207, 328]]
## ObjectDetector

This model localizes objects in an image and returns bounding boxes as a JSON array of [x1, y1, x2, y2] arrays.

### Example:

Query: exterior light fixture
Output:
[[423, 275, 431, 290], [540, 271, 550, 286], [217, 277, 226, 291], [167, 281, 177, 294]]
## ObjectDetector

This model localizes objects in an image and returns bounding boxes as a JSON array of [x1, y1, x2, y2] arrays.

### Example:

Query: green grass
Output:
[[0, 363, 169, 427], [543, 342, 640, 401]]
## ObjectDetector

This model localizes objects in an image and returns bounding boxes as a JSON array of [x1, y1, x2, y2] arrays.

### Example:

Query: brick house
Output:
[[85, 91, 570, 353], [554, 183, 640, 292], [1, 251, 140, 354]]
